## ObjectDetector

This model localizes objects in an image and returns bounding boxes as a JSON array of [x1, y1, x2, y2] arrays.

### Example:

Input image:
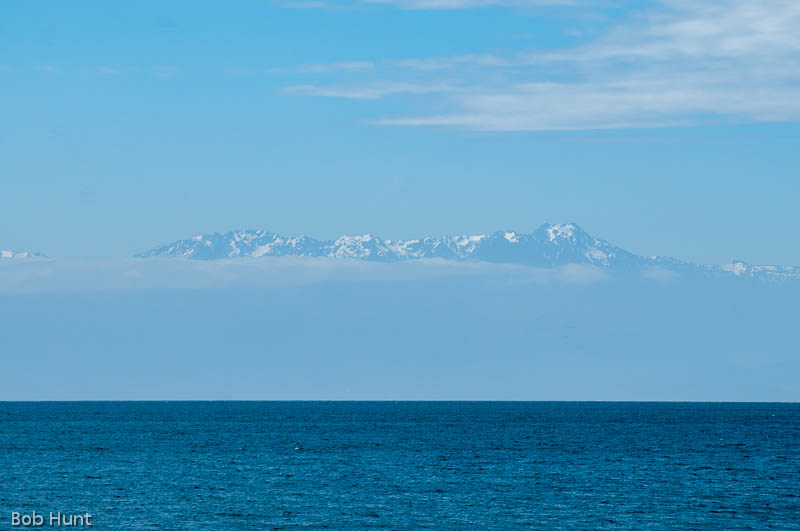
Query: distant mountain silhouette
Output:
[[135, 223, 800, 281], [0, 250, 46, 259]]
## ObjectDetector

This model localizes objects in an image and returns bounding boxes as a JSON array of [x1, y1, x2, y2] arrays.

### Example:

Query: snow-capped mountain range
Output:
[[134, 223, 800, 281]]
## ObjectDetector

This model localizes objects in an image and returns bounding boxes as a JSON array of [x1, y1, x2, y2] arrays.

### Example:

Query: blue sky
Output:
[[2, 0, 799, 264]]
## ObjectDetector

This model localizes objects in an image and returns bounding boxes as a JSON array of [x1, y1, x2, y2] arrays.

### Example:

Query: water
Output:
[[1, 402, 798, 529]]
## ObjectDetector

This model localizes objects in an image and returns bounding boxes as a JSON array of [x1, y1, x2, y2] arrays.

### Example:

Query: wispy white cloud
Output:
[[284, 81, 459, 99], [280, 0, 332, 7], [389, 54, 511, 70], [153, 65, 180, 79], [527, 0, 800, 65], [279, 0, 590, 8], [97, 66, 120, 75], [262, 61, 375, 75], [362, 0, 592, 9], [297, 61, 375, 73], [37, 65, 59, 72], [283, 0, 800, 130], [373, 73, 800, 130]]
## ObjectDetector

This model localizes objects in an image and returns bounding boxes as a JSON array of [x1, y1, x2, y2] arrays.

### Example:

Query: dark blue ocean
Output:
[[1, 402, 798, 529]]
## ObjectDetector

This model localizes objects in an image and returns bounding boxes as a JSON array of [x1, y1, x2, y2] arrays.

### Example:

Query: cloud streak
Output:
[[282, 0, 800, 130], [361, 0, 591, 9], [279, 0, 590, 9], [297, 61, 375, 73], [284, 81, 459, 99], [0, 257, 606, 293]]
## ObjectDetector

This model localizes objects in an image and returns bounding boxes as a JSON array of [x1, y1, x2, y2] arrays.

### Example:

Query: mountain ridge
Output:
[[134, 223, 800, 281]]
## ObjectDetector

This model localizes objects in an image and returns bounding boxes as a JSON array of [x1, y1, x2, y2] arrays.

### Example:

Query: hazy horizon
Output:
[[2, 0, 799, 402]]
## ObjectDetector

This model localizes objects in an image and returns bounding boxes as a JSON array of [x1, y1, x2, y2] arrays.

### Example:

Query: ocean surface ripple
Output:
[[1, 402, 798, 529]]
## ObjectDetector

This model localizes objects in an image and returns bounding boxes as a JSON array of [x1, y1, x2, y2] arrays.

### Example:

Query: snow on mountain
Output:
[[134, 230, 327, 260], [134, 223, 669, 268], [719, 261, 800, 281], [1, 250, 46, 259], [133, 223, 800, 281]]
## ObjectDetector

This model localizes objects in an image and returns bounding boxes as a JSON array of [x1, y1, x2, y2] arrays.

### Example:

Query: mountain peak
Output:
[[535, 223, 587, 242]]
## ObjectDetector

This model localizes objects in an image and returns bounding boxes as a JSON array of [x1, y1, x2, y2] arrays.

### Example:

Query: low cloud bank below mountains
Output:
[[0, 256, 608, 293]]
